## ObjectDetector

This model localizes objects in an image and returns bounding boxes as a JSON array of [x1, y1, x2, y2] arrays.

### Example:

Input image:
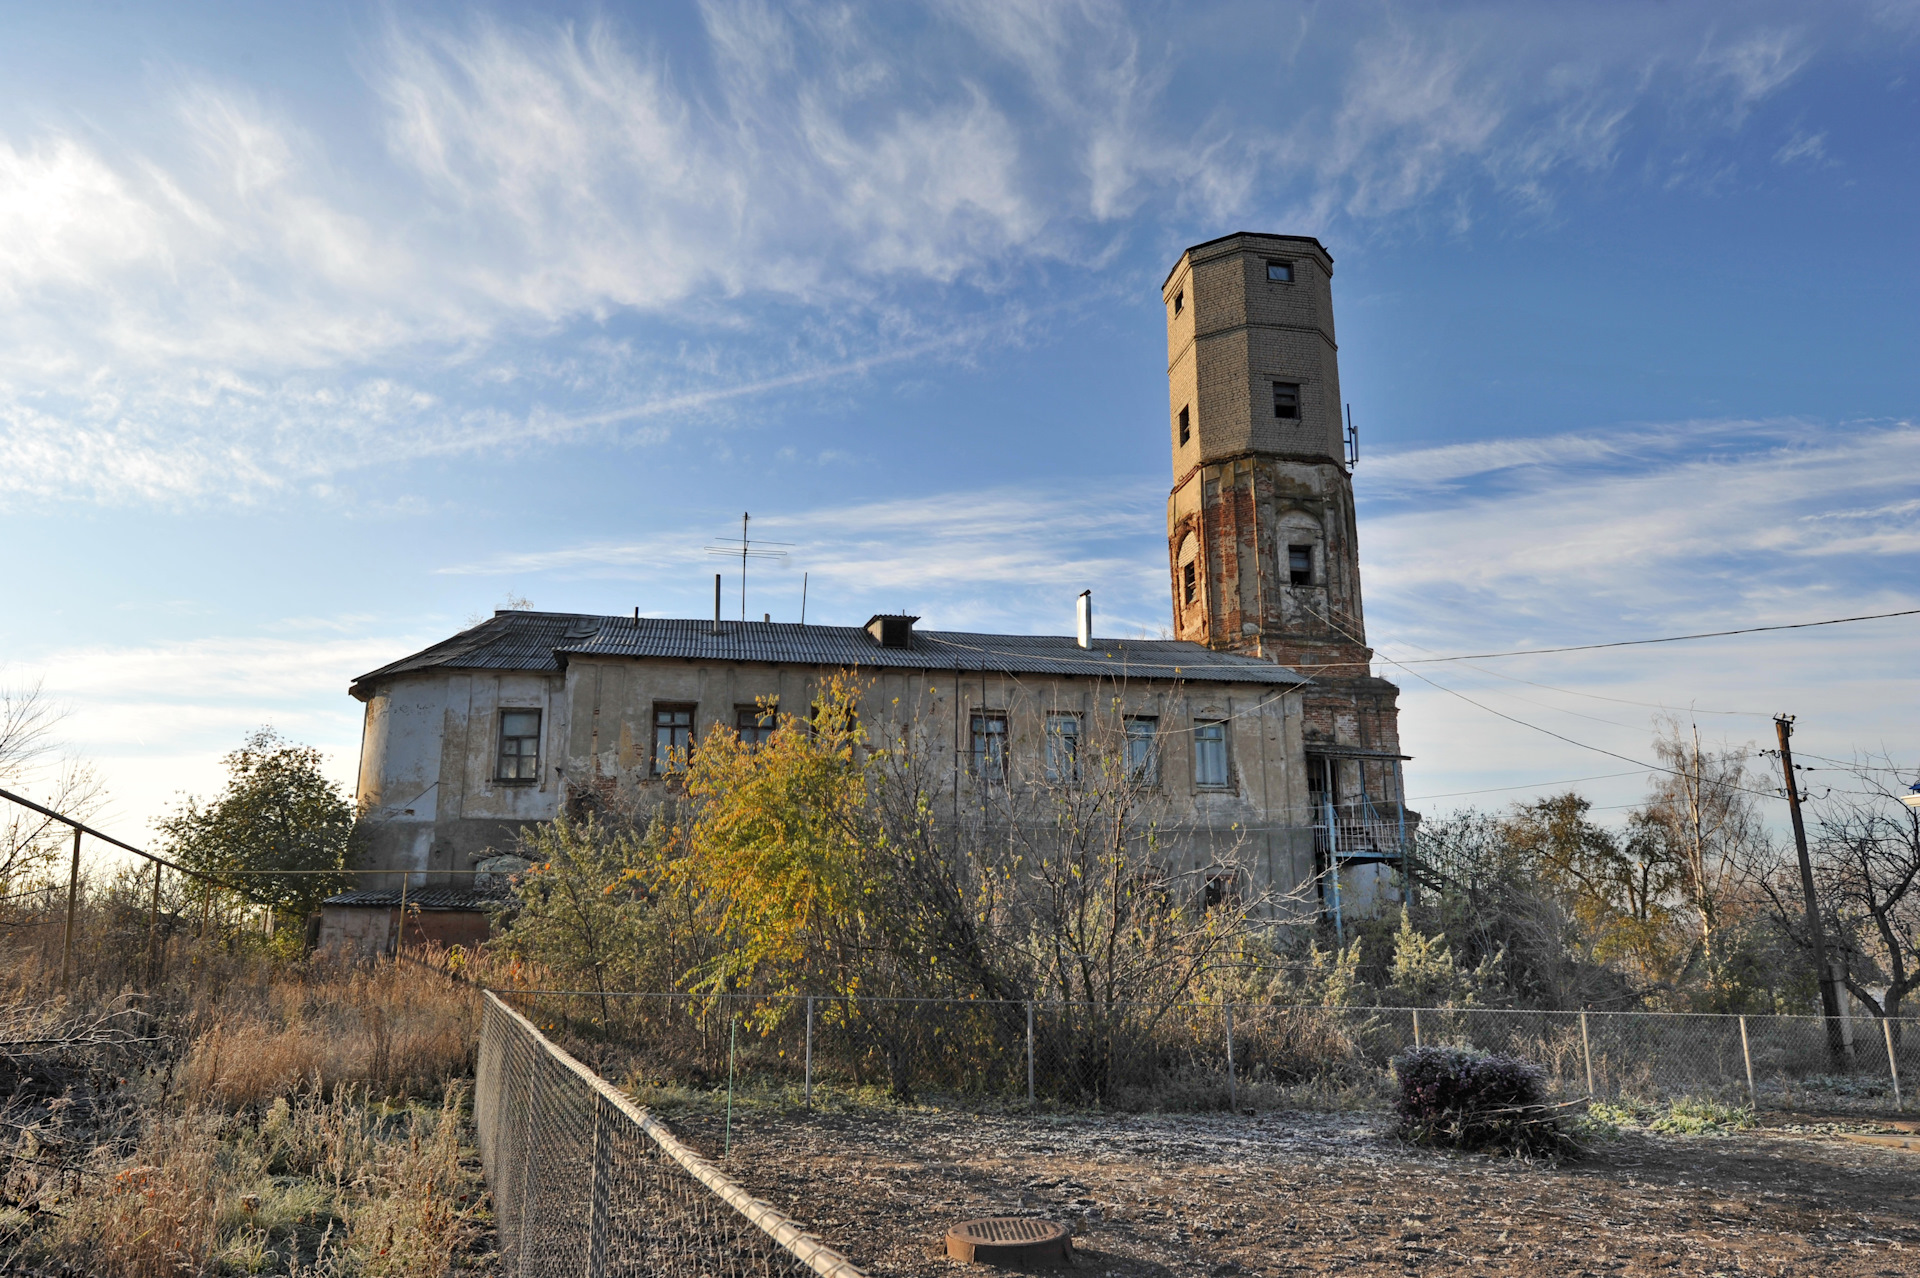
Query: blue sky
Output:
[[1, 0, 1915, 844]]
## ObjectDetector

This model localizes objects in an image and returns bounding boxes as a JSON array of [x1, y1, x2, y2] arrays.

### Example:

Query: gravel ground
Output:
[[665, 1108, 1920, 1277]]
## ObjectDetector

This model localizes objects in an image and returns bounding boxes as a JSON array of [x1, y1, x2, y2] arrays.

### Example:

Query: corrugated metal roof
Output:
[[323, 887, 499, 910], [352, 610, 1308, 693]]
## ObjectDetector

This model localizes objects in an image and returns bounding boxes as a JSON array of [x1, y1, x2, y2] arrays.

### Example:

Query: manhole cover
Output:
[[945, 1217, 1073, 1268]]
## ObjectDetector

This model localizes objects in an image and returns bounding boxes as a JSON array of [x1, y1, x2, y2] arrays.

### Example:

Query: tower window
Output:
[[1266, 260, 1293, 282], [1288, 544, 1313, 586], [1273, 382, 1300, 419], [1173, 290, 1184, 316], [1178, 405, 1190, 445], [1182, 560, 1197, 605]]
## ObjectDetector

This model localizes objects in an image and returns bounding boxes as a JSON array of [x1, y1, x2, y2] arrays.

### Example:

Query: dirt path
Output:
[[672, 1109, 1920, 1276]]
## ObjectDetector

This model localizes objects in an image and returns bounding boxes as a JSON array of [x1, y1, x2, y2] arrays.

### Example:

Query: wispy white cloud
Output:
[[0, 3, 1846, 507]]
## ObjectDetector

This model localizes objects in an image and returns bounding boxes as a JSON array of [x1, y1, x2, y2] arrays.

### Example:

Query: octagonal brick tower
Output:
[[1162, 232, 1407, 817]]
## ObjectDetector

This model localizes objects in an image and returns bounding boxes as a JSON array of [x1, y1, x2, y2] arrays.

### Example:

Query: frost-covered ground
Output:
[[666, 1108, 1920, 1276]]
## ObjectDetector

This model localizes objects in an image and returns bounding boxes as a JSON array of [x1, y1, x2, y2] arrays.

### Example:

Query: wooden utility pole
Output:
[[1776, 715, 1846, 1064]]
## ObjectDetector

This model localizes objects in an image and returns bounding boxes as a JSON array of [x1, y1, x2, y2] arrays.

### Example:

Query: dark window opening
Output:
[[1125, 716, 1159, 784], [497, 710, 541, 782], [1266, 260, 1293, 282], [1177, 404, 1190, 446], [1045, 713, 1080, 783], [1194, 719, 1229, 789], [1288, 544, 1313, 586], [1181, 560, 1197, 605], [971, 712, 1008, 781], [652, 704, 695, 775], [735, 702, 776, 748], [1173, 290, 1184, 316], [1273, 382, 1300, 419], [1204, 873, 1237, 910]]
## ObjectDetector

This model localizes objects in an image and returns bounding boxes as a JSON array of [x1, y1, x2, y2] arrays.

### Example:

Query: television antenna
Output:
[[705, 512, 792, 622]]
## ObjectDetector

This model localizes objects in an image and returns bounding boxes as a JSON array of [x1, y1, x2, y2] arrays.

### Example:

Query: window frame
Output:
[[735, 701, 777, 749], [1193, 718, 1231, 790], [1272, 381, 1301, 420], [1288, 543, 1314, 587], [1173, 289, 1184, 316], [1044, 712, 1081, 784], [970, 711, 1009, 782], [651, 702, 697, 776], [1124, 715, 1160, 786], [496, 708, 542, 783], [1265, 259, 1294, 283], [1181, 560, 1197, 605], [1177, 404, 1190, 446]]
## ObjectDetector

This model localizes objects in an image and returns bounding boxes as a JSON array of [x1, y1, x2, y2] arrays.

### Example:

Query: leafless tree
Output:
[[1802, 757, 1920, 1022], [0, 679, 106, 905], [1635, 718, 1768, 985]]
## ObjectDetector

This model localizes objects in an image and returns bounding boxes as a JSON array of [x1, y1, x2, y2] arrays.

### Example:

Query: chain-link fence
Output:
[[497, 989, 1919, 1117], [475, 990, 869, 1277]]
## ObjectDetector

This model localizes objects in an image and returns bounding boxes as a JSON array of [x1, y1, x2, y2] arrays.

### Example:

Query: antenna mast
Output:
[[705, 513, 792, 622]]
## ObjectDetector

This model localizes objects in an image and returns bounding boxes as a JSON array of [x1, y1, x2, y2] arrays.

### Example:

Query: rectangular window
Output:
[[1124, 716, 1159, 784], [1273, 382, 1300, 419], [652, 704, 695, 775], [1178, 404, 1190, 446], [1194, 719, 1229, 789], [1045, 713, 1080, 783], [1173, 290, 1184, 316], [1266, 260, 1293, 282], [497, 710, 541, 781], [1182, 560, 1197, 605], [736, 703, 776, 748], [971, 712, 1008, 781], [1288, 544, 1313, 586]]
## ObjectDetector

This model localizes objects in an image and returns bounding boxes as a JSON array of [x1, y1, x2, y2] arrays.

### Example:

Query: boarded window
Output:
[[1273, 382, 1300, 419], [1124, 716, 1159, 784], [497, 710, 541, 781], [1045, 713, 1080, 783], [652, 704, 695, 775], [1194, 720, 1229, 789], [1178, 404, 1190, 445], [971, 712, 1008, 781], [1289, 544, 1313, 586], [1266, 260, 1293, 282]]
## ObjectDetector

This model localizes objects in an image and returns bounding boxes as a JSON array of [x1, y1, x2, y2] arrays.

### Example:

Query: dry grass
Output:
[[177, 962, 478, 1110], [0, 929, 492, 1277]]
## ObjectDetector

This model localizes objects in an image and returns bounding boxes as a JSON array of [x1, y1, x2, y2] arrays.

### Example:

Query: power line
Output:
[[1389, 606, 1920, 664], [1407, 770, 1645, 801]]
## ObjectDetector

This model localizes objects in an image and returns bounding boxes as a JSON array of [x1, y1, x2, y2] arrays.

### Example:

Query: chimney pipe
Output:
[[712, 574, 722, 635], [1076, 590, 1092, 648]]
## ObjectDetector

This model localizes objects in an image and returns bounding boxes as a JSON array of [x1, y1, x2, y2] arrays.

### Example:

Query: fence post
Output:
[[1412, 1008, 1421, 1048], [586, 1092, 609, 1274], [146, 861, 162, 987], [1739, 1015, 1757, 1111], [1025, 1001, 1035, 1109], [804, 995, 814, 1111], [60, 828, 80, 995], [1885, 1018, 1904, 1112], [1580, 1011, 1595, 1098], [1225, 1004, 1238, 1112]]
